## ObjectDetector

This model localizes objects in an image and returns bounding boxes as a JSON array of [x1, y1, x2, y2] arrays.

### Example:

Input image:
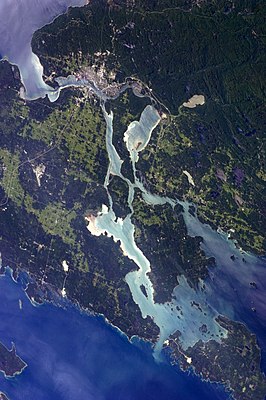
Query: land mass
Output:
[[168, 316, 266, 400], [0, 341, 27, 378], [0, 392, 9, 400], [0, 1, 265, 399]]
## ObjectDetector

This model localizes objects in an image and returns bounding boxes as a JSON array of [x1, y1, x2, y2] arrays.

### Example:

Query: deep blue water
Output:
[[0, 273, 229, 400]]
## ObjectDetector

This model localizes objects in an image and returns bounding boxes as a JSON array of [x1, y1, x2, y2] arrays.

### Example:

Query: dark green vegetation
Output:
[[103, 91, 216, 303], [132, 191, 215, 303], [168, 316, 266, 400], [0, 1, 265, 399], [0, 61, 158, 341], [0, 341, 26, 378], [33, 0, 266, 254]]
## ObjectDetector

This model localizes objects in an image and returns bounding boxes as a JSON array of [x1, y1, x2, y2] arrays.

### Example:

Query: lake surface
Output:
[[0, 2, 265, 399], [86, 101, 266, 361], [0, 272, 229, 400], [0, 0, 87, 100]]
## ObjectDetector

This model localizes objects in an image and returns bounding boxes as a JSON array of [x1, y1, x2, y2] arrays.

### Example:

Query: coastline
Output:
[[0, 2, 265, 399], [0, 269, 230, 400]]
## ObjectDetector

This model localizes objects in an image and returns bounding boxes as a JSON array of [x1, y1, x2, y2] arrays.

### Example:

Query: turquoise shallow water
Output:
[[0, 272, 229, 400], [0, 2, 264, 399]]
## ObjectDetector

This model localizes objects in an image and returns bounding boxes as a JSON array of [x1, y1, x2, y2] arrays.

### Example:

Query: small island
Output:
[[0, 341, 27, 378], [0, 392, 9, 400]]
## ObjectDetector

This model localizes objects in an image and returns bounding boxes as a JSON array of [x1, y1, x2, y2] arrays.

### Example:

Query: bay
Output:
[[0, 272, 228, 400]]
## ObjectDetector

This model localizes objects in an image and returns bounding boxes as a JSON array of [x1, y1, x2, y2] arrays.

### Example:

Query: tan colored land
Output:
[[183, 170, 195, 186], [183, 94, 205, 108]]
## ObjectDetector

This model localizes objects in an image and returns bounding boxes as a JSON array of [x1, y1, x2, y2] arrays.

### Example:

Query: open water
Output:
[[0, 1, 265, 399], [0, 272, 229, 400]]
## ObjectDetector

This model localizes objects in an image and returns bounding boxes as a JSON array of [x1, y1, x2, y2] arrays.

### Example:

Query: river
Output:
[[0, 1, 265, 399]]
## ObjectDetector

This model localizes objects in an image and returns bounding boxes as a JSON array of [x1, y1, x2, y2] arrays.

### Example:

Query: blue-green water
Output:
[[0, 272, 229, 400]]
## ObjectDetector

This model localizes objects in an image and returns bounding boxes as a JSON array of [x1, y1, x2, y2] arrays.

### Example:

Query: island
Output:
[[0, 0, 265, 399], [0, 341, 27, 378], [0, 392, 9, 400]]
